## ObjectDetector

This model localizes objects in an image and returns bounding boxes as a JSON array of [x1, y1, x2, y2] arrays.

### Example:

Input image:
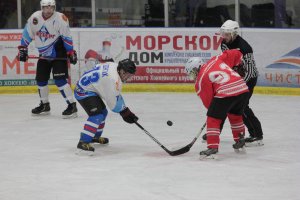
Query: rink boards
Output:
[[0, 28, 300, 95], [0, 84, 299, 96]]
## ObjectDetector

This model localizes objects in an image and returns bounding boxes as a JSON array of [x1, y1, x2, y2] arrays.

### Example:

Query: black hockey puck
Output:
[[167, 120, 173, 126]]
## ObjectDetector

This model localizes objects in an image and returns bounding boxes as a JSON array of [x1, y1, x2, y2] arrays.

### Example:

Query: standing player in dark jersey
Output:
[[219, 20, 263, 146]]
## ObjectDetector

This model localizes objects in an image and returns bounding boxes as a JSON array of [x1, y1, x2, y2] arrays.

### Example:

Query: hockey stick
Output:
[[174, 122, 206, 154], [134, 121, 206, 156], [134, 121, 175, 156], [28, 56, 87, 62]]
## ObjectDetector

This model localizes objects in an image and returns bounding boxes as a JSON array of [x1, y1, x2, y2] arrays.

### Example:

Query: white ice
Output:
[[0, 93, 299, 200]]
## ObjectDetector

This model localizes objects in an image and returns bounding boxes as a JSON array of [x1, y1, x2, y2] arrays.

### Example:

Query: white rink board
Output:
[[0, 28, 300, 87]]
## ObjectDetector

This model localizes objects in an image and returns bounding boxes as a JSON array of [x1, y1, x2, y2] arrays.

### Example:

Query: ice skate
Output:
[[31, 102, 50, 115], [62, 102, 78, 119], [199, 148, 218, 160], [245, 136, 264, 147], [233, 134, 246, 153], [76, 141, 94, 156], [92, 137, 109, 145]]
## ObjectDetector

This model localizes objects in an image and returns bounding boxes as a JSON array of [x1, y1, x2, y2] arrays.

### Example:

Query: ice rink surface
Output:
[[0, 93, 299, 200]]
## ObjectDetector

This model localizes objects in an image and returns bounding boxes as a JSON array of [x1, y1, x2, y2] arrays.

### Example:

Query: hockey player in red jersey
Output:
[[184, 49, 249, 159]]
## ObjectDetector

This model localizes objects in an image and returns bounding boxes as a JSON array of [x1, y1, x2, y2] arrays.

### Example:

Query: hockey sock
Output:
[[227, 113, 245, 142], [80, 114, 103, 143], [37, 81, 49, 103], [94, 109, 108, 138], [94, 122, 105, 138], [55, 79, 74, 104], [206, 116, 222, 149]]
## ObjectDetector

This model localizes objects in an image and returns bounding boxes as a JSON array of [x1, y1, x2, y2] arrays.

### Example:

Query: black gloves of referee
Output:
[[17, 45, 28, 62], [120, 107, 138, 124]]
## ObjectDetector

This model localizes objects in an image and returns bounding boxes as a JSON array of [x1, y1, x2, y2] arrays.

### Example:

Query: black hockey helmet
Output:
[[117, 59, 136, 74]]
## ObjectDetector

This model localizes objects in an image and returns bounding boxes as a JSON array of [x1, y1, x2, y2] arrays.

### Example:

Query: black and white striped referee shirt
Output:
[[221, 35, 258, 82]]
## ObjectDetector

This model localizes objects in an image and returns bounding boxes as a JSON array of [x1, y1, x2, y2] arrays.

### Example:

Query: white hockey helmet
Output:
[[184, 57, 203, 80], [40, 0, 56, 9], [220, 20, 240, 36]]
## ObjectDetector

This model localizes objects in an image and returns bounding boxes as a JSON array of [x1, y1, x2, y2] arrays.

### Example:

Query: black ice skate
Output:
[[62, 102, 78, 119], [245, 136, 264, 147], [92, 137, 109, 145], [77, 141, 94, 155], [199, 148, 218, 159], [233, 134, 246, 153], [32, 102, 50, 115]]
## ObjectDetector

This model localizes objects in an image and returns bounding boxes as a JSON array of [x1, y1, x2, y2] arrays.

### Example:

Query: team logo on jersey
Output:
[[33, 17, 38, 25], [266, 47, 300, 69], [62, 14, 68, 22], [36, 26, 55, 42], [209, 71, 230, 84]]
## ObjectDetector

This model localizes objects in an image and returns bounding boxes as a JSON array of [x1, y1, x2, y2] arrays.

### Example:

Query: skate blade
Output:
[[95, 142, 109, 146], [31, 111, 50, 116], [199, 154, 218, 160], [245, 141, 264, 147], [63, 112, 78, 119], [75, 149, 94, 156], [234, 146, 246, 154]]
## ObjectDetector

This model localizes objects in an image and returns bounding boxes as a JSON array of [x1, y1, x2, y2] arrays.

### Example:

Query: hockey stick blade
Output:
[[134, 121, 204, 156], [168, 139, 196, 156], [135, 121, 173, 156], [168, 123, 207, 156], [168, 145, 191, 156]]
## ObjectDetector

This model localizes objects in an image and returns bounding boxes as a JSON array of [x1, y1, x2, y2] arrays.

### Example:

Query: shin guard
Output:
[[206, 116, 222, 149], [55, 79, 74, 104], [37, 81, 49, 103], [227, 113, 245, 142]]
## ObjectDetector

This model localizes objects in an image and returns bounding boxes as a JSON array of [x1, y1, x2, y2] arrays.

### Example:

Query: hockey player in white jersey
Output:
[[17, 0, 78, 118], [75, 59, 138, 153]]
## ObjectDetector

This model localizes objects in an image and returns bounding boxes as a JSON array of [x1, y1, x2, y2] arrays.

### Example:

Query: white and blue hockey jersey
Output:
[[75, 62, 126, 113], [20, 11, 74, 57]]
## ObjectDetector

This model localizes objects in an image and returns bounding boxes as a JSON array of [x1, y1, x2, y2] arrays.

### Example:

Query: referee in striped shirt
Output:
[[219, 20, 263, 146]]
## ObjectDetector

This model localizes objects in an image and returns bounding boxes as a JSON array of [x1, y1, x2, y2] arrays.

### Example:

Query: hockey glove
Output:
[[233, 65, 246, 78], [233, 58, 247, 78], [17, 45, 28, 62], [120, 107, 138, 124], [67, 50, 78, 65]]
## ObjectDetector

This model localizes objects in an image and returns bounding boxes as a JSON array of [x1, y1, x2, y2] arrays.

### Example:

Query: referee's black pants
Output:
[[243, 77, 263, 138]]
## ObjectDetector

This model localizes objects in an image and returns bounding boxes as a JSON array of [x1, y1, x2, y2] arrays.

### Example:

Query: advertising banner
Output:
[[78, 28, 222, 83], [0, 31, 37, 86], [243, 29, 300, 88], [0, 28, 300, 87]]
